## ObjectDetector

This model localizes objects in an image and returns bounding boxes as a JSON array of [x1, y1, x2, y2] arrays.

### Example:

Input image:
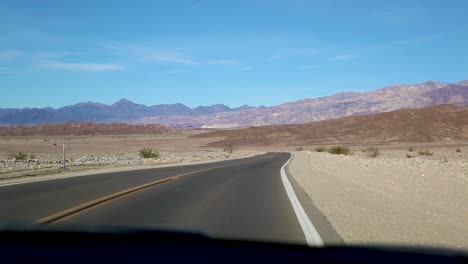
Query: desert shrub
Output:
[[418, 149, 433, 156], [406, 154, 414, 158], [139, 148, 160, 159], [9, 152, 29, 160], [328, 146, 350, 155], [223, 144, 234, 153], [365, 147, 380, 158], [408, 147, 414, 152], [29, 153, 36, 159], [315, 146, 327, 152], [295, 147, 304, 151], [456, 148, 461, 153]]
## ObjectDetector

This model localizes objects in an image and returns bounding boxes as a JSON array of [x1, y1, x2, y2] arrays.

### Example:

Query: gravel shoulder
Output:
[[288, 148, 468, 250], [0, 151, 262, 186]]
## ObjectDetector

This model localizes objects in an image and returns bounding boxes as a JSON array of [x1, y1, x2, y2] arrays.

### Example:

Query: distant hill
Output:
[[192, 104, 468, 146], [1, 80, 468, 128], [0, 122, 178, 136]]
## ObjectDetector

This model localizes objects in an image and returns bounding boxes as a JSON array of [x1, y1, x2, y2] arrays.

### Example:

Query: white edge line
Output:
[[280, 152, 324, 247]]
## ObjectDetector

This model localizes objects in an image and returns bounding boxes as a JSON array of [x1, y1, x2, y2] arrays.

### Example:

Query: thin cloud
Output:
[[109, 43, 197, 65], [143, 51, 196, 65], [328, 53, 357, 61], [187, 1, 202, 10], [158, 69, 186, 75], [302, 65, 318, 70], [240, 66, 253, 72], [0, 50, 23, 60], [264, 48, 321, 63], [38, 61, 124, 72], [0, 66, 11, 75], [37, 51, 83, 58], [371, 7, 424, 28], [264, 53, 282, 63], [206, 60, 239, 66]]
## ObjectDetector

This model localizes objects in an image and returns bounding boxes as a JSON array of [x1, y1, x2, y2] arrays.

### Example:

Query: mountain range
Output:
[[1, 80, 467, 128], [0, 99, 256, 128]]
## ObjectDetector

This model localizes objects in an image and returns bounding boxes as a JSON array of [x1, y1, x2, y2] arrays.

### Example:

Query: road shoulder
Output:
[[284, 153, 343, 245]]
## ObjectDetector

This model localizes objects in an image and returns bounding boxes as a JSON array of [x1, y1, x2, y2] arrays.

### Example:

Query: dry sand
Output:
[[289, 146, 468, 250]]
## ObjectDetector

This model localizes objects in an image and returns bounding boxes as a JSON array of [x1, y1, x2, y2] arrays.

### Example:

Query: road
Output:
[[0, 153, 340, 245]]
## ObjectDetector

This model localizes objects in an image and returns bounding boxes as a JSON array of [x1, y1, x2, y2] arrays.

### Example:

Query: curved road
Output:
[[0, 153, 341, 245]]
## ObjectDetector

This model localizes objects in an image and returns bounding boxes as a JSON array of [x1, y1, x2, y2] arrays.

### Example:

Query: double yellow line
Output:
[[34, 167, 220, 225]]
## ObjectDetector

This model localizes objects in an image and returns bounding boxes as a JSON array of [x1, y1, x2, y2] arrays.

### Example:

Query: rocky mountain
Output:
[[0, 122, 178, 136], [192, 104, 468, 146], [188, 80, 468, 128], [1, 80, 467, 128]]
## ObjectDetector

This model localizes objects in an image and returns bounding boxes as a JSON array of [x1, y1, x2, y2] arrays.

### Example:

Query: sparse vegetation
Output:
[[295, 147, 304, 151], [328, 146, 350, 155], [9, 152, 29, 160], [315, 146, 327, 152], [408, 147, 414, 152], [139, 148, 160, 159], [223, 144, 234, 154], [365, 147, 380, 158], [406, 154, 414, 158], [28, 153, 36, 159], [418, 149, 433, 156], [456, 148, 461, 153]]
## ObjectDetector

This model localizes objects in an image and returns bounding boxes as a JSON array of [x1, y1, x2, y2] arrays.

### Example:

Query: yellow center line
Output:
[[34, 166, 224, 225]]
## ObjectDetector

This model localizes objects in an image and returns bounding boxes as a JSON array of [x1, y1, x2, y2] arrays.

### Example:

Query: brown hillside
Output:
[[192, 104, 468, 146], [0, 122, 178, 136]]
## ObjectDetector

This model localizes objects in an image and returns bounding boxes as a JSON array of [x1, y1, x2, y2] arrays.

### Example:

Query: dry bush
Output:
[[328, 146, 350, 155], [418, 149, 433, 156], [365, 147, 380, 158], [315, 146, 327, 152], [139, 148, 160, 159], [223, 144, 234, 153], [9, 152, 29, 160]]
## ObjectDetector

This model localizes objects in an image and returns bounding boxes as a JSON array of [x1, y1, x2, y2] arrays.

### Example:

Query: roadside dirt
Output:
[[289, 147, 468, 250]]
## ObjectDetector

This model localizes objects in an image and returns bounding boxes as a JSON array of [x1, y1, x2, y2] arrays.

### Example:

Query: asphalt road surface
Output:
[[0, 153, 341, 245]]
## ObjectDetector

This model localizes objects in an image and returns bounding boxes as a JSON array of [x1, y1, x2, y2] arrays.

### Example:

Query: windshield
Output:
[[1, 0, 467, 251]]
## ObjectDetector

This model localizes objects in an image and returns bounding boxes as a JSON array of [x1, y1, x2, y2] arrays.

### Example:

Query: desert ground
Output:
[[0, 130, 259, 180], [289, 145, 468, 250], [1, 131, 467, 250]]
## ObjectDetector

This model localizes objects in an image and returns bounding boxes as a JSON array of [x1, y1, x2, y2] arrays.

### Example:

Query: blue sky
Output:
[[1, 0, 468, 108]]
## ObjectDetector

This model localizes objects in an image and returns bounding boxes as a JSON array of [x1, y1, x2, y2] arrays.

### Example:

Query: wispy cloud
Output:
[[264, 48, 321, 63], [187, 1, 202, 10], [371, 7, 424, 27], [240, 66, 253, 72], [328, 53, 357, 61], [38, 61, 124, 72], [109, 43, 197, 65], [37, 51, 83, 58], [0, 50, 23, 60], [158, 69, 186, 75], [264, 53, 282, 63], [142, 51, 197, 65], [0, 66, 12, 75], [206, 60, 239, 66], [302, 65, 318, 70]]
